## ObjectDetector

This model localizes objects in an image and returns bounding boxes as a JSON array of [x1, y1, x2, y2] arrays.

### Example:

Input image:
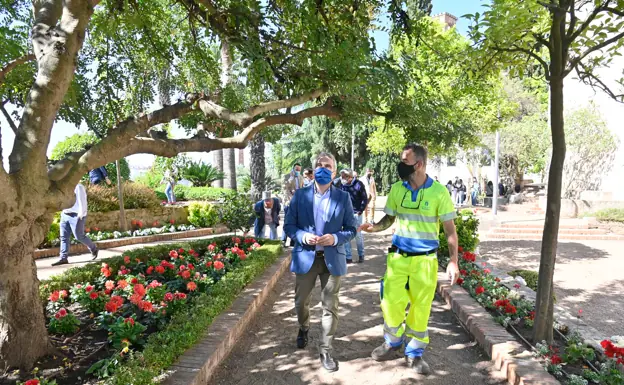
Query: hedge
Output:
[[39, 237, 283, 384], [154, 185, 232, 202]]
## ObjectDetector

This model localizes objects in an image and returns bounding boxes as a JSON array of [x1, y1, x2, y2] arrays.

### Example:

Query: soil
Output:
[[594, 220, 624, 235]]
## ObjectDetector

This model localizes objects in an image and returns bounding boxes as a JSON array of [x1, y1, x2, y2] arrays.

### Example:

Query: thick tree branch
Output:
[[51, 98, 340, 195], [565, 30, 624, 75], [0, 102, 18, 134], [0, 54, 35, 86]]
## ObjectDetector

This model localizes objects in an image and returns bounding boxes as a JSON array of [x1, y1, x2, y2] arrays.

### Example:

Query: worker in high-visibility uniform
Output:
[[360, 143, 459, 375]]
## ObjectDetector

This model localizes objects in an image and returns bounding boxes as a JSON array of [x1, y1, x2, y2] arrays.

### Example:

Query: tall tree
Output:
[[249, 132, 265, 201], [0, 0, 416, 368], [220, 39, 237, 190], [467, 0, 624, 342]]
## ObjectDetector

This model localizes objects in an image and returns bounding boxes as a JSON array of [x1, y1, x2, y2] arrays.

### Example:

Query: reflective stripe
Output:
[[440, 212, 457, 222], [395, 228, 439, 240], [384, 207, 397, 216], [397, 212, 438, 223], [384, 322, 405, 345], [406, 327, 428, 340]]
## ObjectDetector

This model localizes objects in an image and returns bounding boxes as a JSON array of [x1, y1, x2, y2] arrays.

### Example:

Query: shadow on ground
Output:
[[209, 235, 506, 385]]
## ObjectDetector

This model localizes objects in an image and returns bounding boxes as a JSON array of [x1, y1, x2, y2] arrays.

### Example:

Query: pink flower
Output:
[[514, 283, 521, 289], [484, 268, 491, 274]]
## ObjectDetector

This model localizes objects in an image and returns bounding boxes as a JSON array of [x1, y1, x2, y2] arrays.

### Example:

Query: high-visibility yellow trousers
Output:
[[380, 252, 438, 358]]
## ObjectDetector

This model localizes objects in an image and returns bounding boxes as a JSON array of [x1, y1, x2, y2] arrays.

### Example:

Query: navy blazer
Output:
[[254, 198, 281, 236], [284, 185, 357, 276]]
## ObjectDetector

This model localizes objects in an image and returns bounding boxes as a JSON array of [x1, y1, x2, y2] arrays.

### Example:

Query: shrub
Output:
[[87, 183, 160, 213], [439, 209, 480, 256], [187, 202, 219, 228], [135, 171, 164, 189], [154, 186, 231, 202], [217, 192, 254, 233], [181, 161, 224, 187], [507, 269, 539, 291], [593, 208, 624, 223], [45, 212, 62, 247]]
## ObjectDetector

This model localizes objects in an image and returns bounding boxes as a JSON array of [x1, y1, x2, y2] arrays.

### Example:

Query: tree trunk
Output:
[[249, 133, 266, 201], [0, 234, 52, 370], [213, 149, 224, 188], [533, 27, 566, 342], [115, 160, 127, 231], [223, 148, 237, 190]]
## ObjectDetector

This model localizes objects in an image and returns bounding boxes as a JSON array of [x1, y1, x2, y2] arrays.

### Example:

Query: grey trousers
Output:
[[294, 257, 342, 354]]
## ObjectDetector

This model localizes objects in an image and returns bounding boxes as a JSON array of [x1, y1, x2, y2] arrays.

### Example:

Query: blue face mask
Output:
[[314, 167, 333, 186], [294, 170, 300, 176]]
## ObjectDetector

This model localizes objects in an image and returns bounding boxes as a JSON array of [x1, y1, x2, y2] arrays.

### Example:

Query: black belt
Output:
[[315, 251, 325, 258], [64, 212, 78, 217], [388, 245, 437, 257]]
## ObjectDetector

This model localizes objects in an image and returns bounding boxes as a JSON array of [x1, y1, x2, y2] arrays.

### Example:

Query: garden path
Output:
[[209, 231, 507, 385]]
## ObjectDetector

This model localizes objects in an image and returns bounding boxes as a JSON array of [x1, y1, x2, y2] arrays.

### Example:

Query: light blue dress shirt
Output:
[[313, 186, 338, 251]]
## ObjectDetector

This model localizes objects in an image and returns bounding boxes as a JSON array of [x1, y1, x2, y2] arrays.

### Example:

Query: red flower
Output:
[[170, 219, 175, 224], [550, 355, 562, 365], [130, 293, 142, 305], [169, 250, 178, 259], [60, 290, 68, 298], [24, 380, 39, 385], [187, 282, 197, 291], [214, 261, 225, 270], [483, 268, 491, 274], [164, 292, 174, 302], [85, 285, 94, 293], [111, 295, 124, 307], [206, 261, 213, 268], [85, 227, 91, 233], [131, 278, 139, 285], [155, 265, 165, 274], [179, 270, 191, 280], [54, 308, 68, 319], [105, 301, 119, 313], [215, 253, 224, 260], [89, 292, 99, 300], [495, 278, 501, 283], [528, 311, 536, 320], [462, 251, 476, 262], [124, 317, 135, 326], [456, 277, 464, 285], [105, 289, 112, 295], [101, 264, 112, 277], [460, 269, 467, 276], [148, 280, 161, 289], [124, 256, 131, 264], [232, 237, 241, 244], [504, 304, 517, 314], [458, 246, 464, 253], [514, 283, 521, 289], [207, 243, 216, 252], [133, 284, 146, 297], [153, 221, 160, 227], [475, 286, 485, 295], [117, 280, 128, 289], [140, 301, 154, 312], [174, 292, 187, 300], [105, 280, 115, 290], [146, 266, 154, 275], [137, 221, 143, 228], [178, 248, 185, 254], [187, 263, 195, 270], [49, 291, 60, 302], [131, 219, 137, 226]]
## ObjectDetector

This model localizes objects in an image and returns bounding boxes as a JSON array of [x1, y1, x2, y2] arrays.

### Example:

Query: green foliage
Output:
[[507, 270, 539, 291], [181, 161, 224, 187], [218, 193, 254, 233], [562, 105, 620, 199], [562, 334, 595, 364], [593, 208, 624, 223], [236, 165, 280, 194], [154, 186, 231, 202], [87, 183, 160, 213], [108, 317, 148, 350], [135, 172, 163, 189], [48, 310, 81, 335], [187, 202, 219, 228], [45, 212, 62, 247], [439, 209, 480, 256], [86, 355, 123, 379]]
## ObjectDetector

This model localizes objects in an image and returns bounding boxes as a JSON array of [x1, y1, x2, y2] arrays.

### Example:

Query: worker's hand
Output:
[[317, 234, 335, 246], [303, 233, 319, 245], [358, 223, 374, 233], [446, 260, 460, 285], [105, 178, 112, 185]]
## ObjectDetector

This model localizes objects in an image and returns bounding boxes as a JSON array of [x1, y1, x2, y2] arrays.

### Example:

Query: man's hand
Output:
[[303, 233, 319, 245], [446, 260, 460, 285], [358, 223, 373, 233], [316, 234, 335, 246], [105, 178, 112, 185]]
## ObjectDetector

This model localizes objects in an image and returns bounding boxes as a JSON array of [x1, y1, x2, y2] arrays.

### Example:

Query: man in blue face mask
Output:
[[282, 163, 304, 246], [284, 152, 357, 372]]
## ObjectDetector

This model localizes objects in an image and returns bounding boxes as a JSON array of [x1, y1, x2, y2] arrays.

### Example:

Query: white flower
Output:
[[508, 291, 521, 300], [113, 231, 122, 239]]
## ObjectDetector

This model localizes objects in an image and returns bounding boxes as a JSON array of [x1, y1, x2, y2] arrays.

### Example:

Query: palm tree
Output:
[[181, 161, 225, 187]]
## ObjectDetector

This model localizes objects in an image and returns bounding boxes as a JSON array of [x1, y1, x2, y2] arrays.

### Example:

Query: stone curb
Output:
[[436, 272, 562, 385], [34, 226, 229, 259], [161, 250, 291, 385]]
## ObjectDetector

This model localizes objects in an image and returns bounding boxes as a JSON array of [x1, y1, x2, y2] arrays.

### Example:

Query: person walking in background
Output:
[[89, 166, 111, 186], [471, 177, 480, 206], [446, 180, 453, 196], [303, 168, 314, 187], [486, 181, 494, 197], [458, 179, 466, 206], [52, 183, 99, 266], [284, 152, 357, 372], [339, 169, 368, 263], [362, 168, 377, 224], [282, 163, 304, 247], [452, 176, 460, 204], [254, 192, 281, 240], [359, 143, 459, 375], [161, 168, 177, 204]]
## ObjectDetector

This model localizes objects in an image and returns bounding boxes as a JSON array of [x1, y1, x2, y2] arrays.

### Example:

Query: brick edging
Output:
[[34, 226, 229, 260], [436, 272, 562, 385], [161, 251, 291, 385]]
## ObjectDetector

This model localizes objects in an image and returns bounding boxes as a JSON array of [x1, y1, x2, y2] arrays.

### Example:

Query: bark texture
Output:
[[249, 133, 266, 201], [213, 149, 224, 188]]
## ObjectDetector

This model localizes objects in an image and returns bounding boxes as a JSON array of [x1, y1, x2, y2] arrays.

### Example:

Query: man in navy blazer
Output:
[[284, 152, 357, 372], [253, 192, 281, 240]]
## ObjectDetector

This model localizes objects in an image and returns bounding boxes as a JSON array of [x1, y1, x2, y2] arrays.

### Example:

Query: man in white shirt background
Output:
[[52, 183, 99, 266]]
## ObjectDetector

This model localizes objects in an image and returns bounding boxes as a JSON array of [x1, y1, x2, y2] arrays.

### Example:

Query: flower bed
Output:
[[439, 210, 623, 385], [40, 220, 196, 249], [10, 237, 282, 385]]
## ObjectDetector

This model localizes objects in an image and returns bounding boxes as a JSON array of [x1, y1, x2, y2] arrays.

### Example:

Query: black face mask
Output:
[[397, 162, 417, 180]]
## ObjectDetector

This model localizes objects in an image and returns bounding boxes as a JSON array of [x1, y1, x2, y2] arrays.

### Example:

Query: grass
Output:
[[592, 208, 624, 223], [39, 237, 283, 384], [507, 269, 539, 291]]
